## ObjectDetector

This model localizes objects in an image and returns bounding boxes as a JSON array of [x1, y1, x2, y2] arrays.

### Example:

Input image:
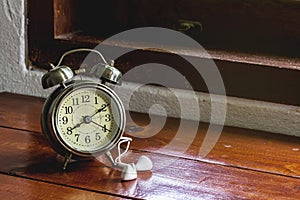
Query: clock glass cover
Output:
[[51, 82, 125, 156]]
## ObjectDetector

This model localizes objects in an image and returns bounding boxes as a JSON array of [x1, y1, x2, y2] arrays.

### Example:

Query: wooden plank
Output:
[[1, 93, 300, 178], [0, 127, 300, 199], [0, 93, 43, 133], [29, 39, 300, 106], [126, 114, 300, 178], [32, 0, 300, 58], [0, 174, 120, 200], [28, 0, 300, 106]]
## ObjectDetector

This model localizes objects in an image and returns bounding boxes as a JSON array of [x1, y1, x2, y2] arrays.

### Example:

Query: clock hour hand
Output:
[[70, 121, 84, 130], [70, 114, 90, 130], [91, 121, 111, 133]]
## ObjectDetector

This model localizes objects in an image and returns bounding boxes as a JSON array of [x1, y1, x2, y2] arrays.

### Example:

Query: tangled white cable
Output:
[[105, 137, 153, 181], [115, 137, 132, 164]]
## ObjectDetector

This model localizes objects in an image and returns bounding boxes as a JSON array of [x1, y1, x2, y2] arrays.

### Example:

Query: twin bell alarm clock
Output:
[[40, 49, 152, 181]]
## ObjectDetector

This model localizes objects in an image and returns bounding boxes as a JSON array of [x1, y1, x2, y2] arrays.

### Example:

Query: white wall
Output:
[[0, 0, 44, 96], [1, 0, 300, 136]]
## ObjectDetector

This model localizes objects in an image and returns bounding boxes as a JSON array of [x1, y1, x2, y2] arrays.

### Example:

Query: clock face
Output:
[[52, 83, 124, 155]]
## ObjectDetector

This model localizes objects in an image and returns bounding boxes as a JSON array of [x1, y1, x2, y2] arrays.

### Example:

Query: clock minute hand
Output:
[[90, 103, 110, 118]]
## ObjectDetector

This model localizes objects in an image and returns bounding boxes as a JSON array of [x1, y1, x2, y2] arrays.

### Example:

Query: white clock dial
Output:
[[52, 84, 124, 155]]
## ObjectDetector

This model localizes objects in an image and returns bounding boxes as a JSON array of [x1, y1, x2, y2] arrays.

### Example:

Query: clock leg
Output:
[[62, 153, 73, 171]]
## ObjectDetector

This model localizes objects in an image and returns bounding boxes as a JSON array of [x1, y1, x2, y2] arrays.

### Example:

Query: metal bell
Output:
[[42, 65, 74, 89], [90, 61, 122, 85]]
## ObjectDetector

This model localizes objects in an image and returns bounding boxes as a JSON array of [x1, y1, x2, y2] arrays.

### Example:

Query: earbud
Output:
[[114, 155, 153, 181], [135, 156, 153, 171], [117, 162, 137, 181], [104, 137, 153, 181]]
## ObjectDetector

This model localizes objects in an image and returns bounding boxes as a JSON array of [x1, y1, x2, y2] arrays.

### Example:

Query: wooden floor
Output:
[[0, 92, 300, 199]]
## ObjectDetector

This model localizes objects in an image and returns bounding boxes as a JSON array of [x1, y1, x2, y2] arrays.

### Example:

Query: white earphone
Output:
[[105, 137, 153, 181]]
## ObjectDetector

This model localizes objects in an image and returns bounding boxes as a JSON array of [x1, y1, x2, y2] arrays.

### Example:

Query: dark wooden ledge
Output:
[[0, 92, 299, 199]]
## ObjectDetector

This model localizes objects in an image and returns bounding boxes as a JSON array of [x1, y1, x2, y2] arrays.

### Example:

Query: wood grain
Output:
[[1, 93, 300, 178], [0, 126, 300, 199], [1, 93, 300, 199], [126, 114, 300, 178], [0, 93, 43, 133], [0, 174, 120, 200]]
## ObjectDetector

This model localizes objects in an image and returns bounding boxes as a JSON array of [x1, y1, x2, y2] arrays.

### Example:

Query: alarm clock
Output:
[[41, 49, 152, 181]]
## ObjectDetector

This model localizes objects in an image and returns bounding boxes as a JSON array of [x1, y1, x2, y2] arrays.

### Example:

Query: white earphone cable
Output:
[[115, 137, 132, 164]]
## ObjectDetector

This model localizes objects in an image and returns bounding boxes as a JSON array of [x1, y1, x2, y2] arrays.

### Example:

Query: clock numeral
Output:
[[95, 133, 101, 140], [81, 95, 90, 103], [75, 134, 80, 142], [105, 114, 111, 122], [65, 106, 73, 114], [72, 98, 79, 106], [85, 135, 91, 143], [62, 116, 68, 124], [95, 97, 98, 104], [72, 95, 90, 105], [100, 104, 108, 112], [66, 127, 73, 135], [101, 124, 110, 133]]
